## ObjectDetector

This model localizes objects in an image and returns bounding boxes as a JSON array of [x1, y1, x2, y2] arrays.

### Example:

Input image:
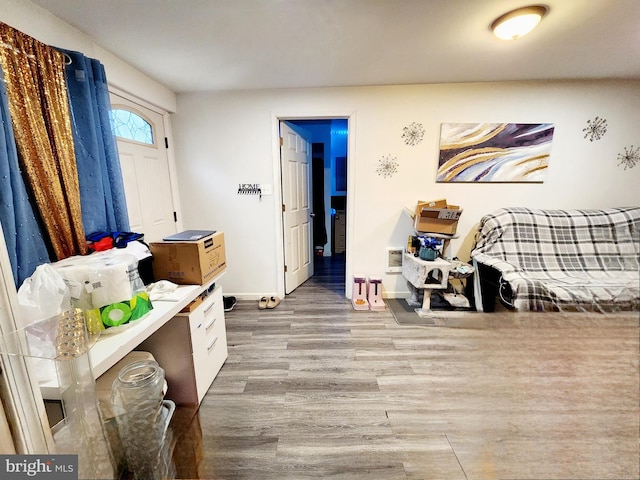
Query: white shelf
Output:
[[40, 274, 223, 400]]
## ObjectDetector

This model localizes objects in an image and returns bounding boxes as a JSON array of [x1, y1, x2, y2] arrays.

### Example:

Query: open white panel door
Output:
[[109, 93, 177, 243], [281, 121, 314, 294]]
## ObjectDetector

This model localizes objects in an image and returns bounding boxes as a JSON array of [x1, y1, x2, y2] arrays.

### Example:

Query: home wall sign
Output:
[[436, 123, 555, 183]]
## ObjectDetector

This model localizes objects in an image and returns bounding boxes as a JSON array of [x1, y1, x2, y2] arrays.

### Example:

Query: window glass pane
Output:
[[110, 108, 154, 144]]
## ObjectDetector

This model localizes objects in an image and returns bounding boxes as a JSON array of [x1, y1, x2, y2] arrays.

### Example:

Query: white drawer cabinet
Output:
[[137, 285, 228, 405], [188, 287, 228, 403]]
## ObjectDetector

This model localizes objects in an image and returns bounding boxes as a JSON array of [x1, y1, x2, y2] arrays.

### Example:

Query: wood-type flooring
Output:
[[177, 255, 640, 480]]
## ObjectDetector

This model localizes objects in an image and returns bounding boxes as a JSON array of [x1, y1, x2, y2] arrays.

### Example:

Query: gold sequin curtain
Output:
[[0, 22, 87, 259]]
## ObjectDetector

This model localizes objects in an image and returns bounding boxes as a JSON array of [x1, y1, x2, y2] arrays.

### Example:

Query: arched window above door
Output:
[[110, 108, 155, 145]]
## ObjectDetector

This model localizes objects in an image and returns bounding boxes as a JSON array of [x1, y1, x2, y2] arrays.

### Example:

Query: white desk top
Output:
[[40, 275, 220, 399]]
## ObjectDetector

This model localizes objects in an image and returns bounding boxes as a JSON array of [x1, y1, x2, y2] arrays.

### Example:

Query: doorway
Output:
[[109, 92, 177, 243], [281, 118, 349, 291]]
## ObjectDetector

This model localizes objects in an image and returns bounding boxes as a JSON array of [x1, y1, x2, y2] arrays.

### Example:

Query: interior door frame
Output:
[[271, 112, 356, 299]]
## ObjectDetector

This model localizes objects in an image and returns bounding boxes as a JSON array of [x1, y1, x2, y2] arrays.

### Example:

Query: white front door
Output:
[[280, 121, 314, 294], [109, 93, 177, 243]]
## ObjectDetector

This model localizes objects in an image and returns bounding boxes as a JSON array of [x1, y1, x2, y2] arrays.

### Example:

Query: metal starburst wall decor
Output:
[[402, 122, 425, 146], [583, 116, 608, 142], [376, 155, 399, 178], [617, 145, 639, 170]]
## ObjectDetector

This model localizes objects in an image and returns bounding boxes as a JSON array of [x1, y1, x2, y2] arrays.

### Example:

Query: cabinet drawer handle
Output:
[[205, 317, 216, 332], [203, 301, 215, 315], [207, 336, 218, 352]]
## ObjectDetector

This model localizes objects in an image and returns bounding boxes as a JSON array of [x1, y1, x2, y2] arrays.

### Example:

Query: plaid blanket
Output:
[[471, 207, 640, 311]]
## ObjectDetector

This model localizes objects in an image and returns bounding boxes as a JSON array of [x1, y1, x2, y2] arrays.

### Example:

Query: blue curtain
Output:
[[0, 66, 51, 285], [59, 49, 130, 235]]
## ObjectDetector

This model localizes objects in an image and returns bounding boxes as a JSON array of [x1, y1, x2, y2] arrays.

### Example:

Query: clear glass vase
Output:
[[110, 360, 175, 480], [0, 309, 115, 479]]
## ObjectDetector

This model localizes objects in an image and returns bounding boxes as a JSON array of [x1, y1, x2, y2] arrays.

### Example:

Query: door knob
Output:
[[310, 213, 316, 217]]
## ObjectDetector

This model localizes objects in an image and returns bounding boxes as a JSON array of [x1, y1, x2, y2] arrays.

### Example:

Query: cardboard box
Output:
[[180, 295, 203, 313], [416, 198, 448, 210], [413, 199, 462, 235], [150, 231, 226, 285]]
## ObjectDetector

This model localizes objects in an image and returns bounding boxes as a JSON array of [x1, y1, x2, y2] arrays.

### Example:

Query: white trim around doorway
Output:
[[271, 112, 357, 299]]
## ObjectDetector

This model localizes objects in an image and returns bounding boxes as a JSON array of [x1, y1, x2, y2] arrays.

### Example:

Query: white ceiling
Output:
[[30, 0, 640, 93]]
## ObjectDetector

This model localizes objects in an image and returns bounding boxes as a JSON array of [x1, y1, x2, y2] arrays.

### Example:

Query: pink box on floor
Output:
[[352, 274, 369, 310], [368, 277, 386, 311]]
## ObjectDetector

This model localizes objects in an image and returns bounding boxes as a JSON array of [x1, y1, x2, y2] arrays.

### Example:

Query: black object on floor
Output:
[[223, 296, 237, 312]]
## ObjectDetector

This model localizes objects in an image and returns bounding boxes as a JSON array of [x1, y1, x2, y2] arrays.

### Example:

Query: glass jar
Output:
[[110, 360, 169, 479], [111, 360, 165, 411]]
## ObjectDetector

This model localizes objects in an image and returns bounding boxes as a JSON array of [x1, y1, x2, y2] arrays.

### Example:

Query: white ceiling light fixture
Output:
[[491, 5, 548, 40]]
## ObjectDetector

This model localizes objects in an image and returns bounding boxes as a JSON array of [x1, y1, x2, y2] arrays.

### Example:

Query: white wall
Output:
[[173, 81, 640, 299], [1, 0, 176, 112]]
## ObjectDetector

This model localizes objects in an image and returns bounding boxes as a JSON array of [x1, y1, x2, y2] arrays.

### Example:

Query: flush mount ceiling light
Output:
[[491, 5, 548, 40]]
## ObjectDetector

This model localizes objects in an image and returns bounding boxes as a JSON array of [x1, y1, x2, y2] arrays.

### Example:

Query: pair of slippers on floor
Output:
[[258, 296, 281, 309]]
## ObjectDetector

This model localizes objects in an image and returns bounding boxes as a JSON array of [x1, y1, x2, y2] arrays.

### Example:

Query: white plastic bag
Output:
[[17, 263, 72, 327]]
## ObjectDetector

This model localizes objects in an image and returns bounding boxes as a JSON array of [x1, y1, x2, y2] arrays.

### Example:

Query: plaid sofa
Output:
[[471, 207, 640, 312]]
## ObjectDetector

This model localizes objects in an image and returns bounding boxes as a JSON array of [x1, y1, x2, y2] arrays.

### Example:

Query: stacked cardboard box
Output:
[[150, 231, 226, 285], [413, 199, 462, 235]]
